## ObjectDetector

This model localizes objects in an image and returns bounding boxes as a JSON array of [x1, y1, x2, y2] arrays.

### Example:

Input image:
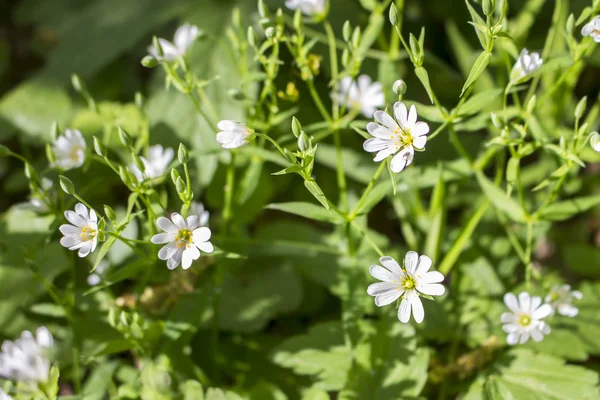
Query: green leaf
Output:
[[464, 0, 488, 49], [92, 235, 117, 272], [460, 51, 491, 97], [484, 376, 514, 400], [446, 21, 493, 90], [539, 194, 600, 221], [476, 172, 526, 222], [304, 179, 330, 210], [266, 202, 344, 224], [414, 67, 436, 104], [424, 169, 446, 263], [457, 88, 503, 117], [81, 361, 119, 400], [181, 381, 205, 400]]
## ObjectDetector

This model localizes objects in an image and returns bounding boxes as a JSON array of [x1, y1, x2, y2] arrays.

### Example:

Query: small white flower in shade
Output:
[[590, 132, 600, 152], [333, 75, 385, 118], [129, 145, 174, 182], [0, 326, 53, 382], [59, 203, 99, 258], [501, 292, 552, 345], [148, 23, 199, 61], [285, 0, 326, 15], [363, 102, 429, 173], [216, 120, 253, 149], [367, 251, 445, 324], [545, 284, 583, 317], [189, 202, 210, 227], [151, 213, 214, 270], [511, 49, 543, 80], [17, 178, 53, 213], [581, 16, 600, 42], [87, 260, 110, 286], [52, 129, 86, 170], [0, 388, 11, 400]]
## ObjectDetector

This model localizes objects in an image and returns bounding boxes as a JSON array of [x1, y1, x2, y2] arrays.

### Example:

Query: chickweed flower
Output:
[[151, 213, 214, 270], [285, 0, 326, 16], [367, 252, 445, 324], [501, 292, 552, 345], [148, 23, 199, 61], [581, 16, 600, 42], [189, 202, 210, 227], [0, 326, 53, 382], [129, 145, 174, 182], [59, 203, 99, 258], [52, 129, 86, 170], [545, 284, 583, 317], [216, 120, 253, 149], [332, 75, 385, 118], [511, 49, 543, 80], [363, 102, 429, 173]]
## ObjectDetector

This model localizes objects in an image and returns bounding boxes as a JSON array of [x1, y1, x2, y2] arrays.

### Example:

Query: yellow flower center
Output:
[[518, 314, 531, 327], [69, 146, 83, 162], [175, 229, 193, 248], [394, 276, 416, 291], [391, 128, 413, 151], [80, 226, 97, 242]]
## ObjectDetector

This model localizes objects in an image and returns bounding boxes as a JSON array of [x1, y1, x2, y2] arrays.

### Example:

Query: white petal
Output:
[[529, 296, 542, 314], [182, 245, 200, 269], [36, 327, 53, 348], [398, 298, 411, 323], [379, 256, 403, 276], [369, 265, 396, 282], [60, 236, 81, 248], [186, 215, 200, 230], [366, 123, 394, 138], [59, 224, 80, 236], [390, 146, 414, 173], [393, 102, 408, 127], [171, 213, 186, 229], [167, 249, 183, 269], [174, 24, 198, 53], [65, 210, 87, 227], [78, 241, 93, 258], [518, 332, 530, 344], [373, 147, 396, 162], [375, 290, 402, 307], [518, 292, 531, 313], [501, 312, 517, 324], [410, 294, 425, 323], [151, 233, 174, 244], [407, 105, 417, 126], [196, 241, 214, 253], [572, 290, 583, 300], [367, 282, 397, 296], [89, 209, 98, 223], [532, 303, 552, 319], [417, 283, 445, 296], [530, 329, 544, 342], [363, 137, 389, 152], [158, 242, 179, 260], [413, 135, 427, 150], [502, 323, 519, 333], [157, 217, 178, 233], [420, 271, 444, 284], [504, 292, 520, 313], [75, 203, 89, 219], [374, 110, 399, 130], [415, 255, 432, 277], [404, 251, 419, 274], [506, 332, 519, 345], [192, 227, 211, 243]]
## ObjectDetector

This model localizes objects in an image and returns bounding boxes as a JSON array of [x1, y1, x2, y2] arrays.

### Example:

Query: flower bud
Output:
[[343, 21, 351, 42], [176, 177, 187, 194], [257, 0, 269, 18], [389, 4, 399, 26], [298, 132, 310, 152], [171, 168, 180, 184], [178, 143, 189, 164], [118, 127, 132, 148], [119, 166, 133, 187], [575, 96, 587, 120], [247, 27, 257, 47], [351, 27, 361, 49], [590, 132, 600, 152], [566, 14, 574, 35], [265, 27, 276, 39], [491, 112, 503, 129], [293, 9, 302, 31], [341, 49, 351, 67], [59, 175, 76, 195], [482, 0, 492, 16], [93, 136, 107, 157], [45, 144, 55, 165], [141, 56, 158, 68], [104, 205, 117, 222], [392, 79, 407, 95], [526, 95, 536, 115], [135, 92, 144, 109], [71, 73, 84, 93], [119, 311, 129, 326], [24, 162, 36, 181], [131, 152, 145, 171], [292, 117, 302, 138], [232, 7, 241, 28]]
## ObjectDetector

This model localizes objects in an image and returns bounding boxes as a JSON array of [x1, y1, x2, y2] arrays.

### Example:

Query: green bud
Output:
[[178, 143, 189, 164], [258, 0, 269, 18], [171, 168, 180, 184], [341, 49, 351, 67], [276, 8, 284, 26], [247, 27, 257, 47], [45, 144, 55, 165], [118, 127, 132, 148], [409, 34, 422, 64], [389, 4, 399, 26], [93, 137, 107, 157], [24, 162, 36, 180], [526, 95, 537, 115], [50, 122, 60, 141], [104, 205, 117, 222], [590, 132, 600, 152], [0, 144, 10, 157], [298, 132, 310, 152], [152, 36, 164, 57], [293, 9, 303, 31], [265, 27, 276, 39], [175, 177, 187, 194], [71, 73, 84, 93], [141, 55, 158, 68], [482, 0, 492, 16], [575, 96, 587, 120], [566, 14, 574, 35], [119, 311, 129, 326], [578, 122, 589, 136], [119, 166, 133, 187], [232, 7, 241, 28], [392, 79, 407, 95], [59, 175, 76, 195], [131, 151, 145, 171], [343, 21, 352, 42], [351, 27, 361, 49], [134, 92, 144, 109], [490, 112, 503, 129], [291, 117, 302, 138]]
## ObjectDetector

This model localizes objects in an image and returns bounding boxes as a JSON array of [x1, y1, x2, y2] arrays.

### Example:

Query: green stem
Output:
[[351, 221, 384, 257], [333, 130, 348, 212], [187, 91, 219, 133], [349, 161, 386, 220], [525, 220, 534, 288], [306, 79, 332, 122], [324, 21, 339, 121]]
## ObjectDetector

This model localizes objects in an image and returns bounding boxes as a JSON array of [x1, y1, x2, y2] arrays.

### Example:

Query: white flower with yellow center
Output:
[[0, 326, 53, 383], [363, 102, 429, 173], [501, 292, 552, 345], [545, 284, 583, 317], [333, 75, 385, 118], [582, 16, 600, 42], [189, 201, 210, 227], [216, 120, 253, 149], [151, 213, 214, 270], [285, 0, 326, 15], [59, 203, 99, 258], [148, 23, 199, 61], [367, 251, 445, 324], [511, 48, 543, 80], [129, 145, 174, 182], [52, 129, 86, 170]]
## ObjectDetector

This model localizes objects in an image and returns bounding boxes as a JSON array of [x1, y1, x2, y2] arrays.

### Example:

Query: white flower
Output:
[[285, 0, 326, 15], [189, 202, 210, 227], [511, 48, 543, 80], [59, 203, 99, 258], [545, 284, 583, 317], [363, 102, 429, 173], [129, 145, 174, 182], [216, 120, 253, 149], [87, 260, 110, 286], [52, 129, 86, 170], [151, 213, 214, 270], [590, 132, 600, 152], [148, 23, 199, 61], [582, 16, 600, 42], [17, 178, 53, 213], [367, 252, 445, 324], [0, 326, 53, 382], [333, 75, 385, 118], [0, 388, 11, 400], [501, 292, 552, 345]]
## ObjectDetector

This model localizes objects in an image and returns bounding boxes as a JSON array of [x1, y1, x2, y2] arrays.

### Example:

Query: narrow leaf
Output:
[[460, 51, 491, 97], [476, 172, 526, 222], [266, 202, 343, 224]]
